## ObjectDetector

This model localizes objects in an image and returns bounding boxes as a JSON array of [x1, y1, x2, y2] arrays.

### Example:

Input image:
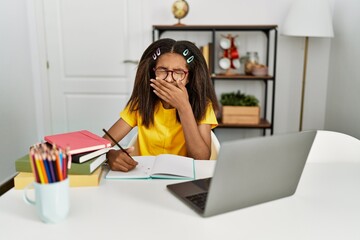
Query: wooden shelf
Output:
[[153, 25, 278, 32], [212, 74, 274, 81], [217, 119, 271, 129]]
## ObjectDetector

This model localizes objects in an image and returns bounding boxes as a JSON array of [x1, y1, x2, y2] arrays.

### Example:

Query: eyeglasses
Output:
[[153, 68, 188, 81]]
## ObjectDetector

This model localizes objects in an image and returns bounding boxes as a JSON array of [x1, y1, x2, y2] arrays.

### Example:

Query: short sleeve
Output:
[[199, 103, 218, 129], [120, 104, 138, 128]]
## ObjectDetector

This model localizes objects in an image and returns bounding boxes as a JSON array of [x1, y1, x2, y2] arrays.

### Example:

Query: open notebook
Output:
[[105, 154, 195, 180]]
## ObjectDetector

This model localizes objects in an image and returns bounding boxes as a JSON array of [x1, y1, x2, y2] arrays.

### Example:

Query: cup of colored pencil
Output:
[[23, 143, 70, 223]]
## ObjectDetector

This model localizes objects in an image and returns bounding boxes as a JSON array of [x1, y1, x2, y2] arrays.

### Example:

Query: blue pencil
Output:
[[46, 153, 56, 183], [42, 153, 53, 183], [51, 154, 59, 182]]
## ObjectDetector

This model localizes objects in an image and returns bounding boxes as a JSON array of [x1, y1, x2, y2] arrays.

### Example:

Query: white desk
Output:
[[1, 131, 360, 240]]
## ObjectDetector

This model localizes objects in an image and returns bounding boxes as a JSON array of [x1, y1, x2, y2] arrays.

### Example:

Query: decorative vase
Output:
[[244, 51, 259, 75]]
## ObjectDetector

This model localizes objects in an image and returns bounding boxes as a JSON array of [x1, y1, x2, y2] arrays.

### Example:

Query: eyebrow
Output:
[[156, 66, 187, 71]]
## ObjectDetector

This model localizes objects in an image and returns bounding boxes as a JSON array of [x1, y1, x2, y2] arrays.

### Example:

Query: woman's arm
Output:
[[103, 118, 138, 171], [177, 104, 212, 160]]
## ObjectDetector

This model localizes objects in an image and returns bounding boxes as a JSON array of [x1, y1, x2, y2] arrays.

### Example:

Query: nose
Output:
[[164, 72, 174, 83]]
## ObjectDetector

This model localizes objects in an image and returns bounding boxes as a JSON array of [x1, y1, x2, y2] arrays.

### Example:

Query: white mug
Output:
[[219, 57, 231, 70], [23, 178, 70, 223]]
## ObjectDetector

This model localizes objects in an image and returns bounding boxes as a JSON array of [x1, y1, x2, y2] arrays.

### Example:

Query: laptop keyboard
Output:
[[186, 192, 208, 211]]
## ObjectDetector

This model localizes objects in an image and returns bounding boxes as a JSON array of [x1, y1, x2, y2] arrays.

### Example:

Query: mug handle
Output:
[[23, 182, 36, 205]]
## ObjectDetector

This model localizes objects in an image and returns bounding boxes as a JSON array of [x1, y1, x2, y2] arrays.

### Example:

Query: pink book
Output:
[[44, 130, 111, 155]]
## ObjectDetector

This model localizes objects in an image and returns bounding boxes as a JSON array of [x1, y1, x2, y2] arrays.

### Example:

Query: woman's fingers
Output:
[[108, 149, 137, 172], [150, 78, 187, 104]]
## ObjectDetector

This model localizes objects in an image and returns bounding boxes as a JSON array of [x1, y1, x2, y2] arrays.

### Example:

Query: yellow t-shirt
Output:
[[120, 102, 218, 156]]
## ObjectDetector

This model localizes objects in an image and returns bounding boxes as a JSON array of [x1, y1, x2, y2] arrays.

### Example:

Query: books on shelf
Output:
[[14, 167, 103, 189], [201, 43, 210, 68], [44, 130, 111, 155], [15, 154, 107, 175], [200, 43, 213, 74], [208, 42, 214, 74], [105, 154, 195, 180]]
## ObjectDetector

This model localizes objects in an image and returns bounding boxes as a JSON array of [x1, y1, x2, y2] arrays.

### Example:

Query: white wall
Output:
[[325, 0, 360, 139], [1, 0, 359, 184], [0, 0, 39, 184]]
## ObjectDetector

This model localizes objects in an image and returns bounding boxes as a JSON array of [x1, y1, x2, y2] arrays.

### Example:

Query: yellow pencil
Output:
[[34, 153, 45, 184], [38, 153, 48, 184]]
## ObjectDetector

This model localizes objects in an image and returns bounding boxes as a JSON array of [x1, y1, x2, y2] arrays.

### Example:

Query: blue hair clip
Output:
[[187, 56, 194, 63], [183, 49, 194, 63]]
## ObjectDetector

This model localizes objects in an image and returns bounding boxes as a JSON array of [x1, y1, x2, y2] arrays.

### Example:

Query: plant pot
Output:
[[222, 106, 260, 124]]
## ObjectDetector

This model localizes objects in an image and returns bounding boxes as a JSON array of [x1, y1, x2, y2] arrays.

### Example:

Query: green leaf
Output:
[[220, 90, 259, 106]]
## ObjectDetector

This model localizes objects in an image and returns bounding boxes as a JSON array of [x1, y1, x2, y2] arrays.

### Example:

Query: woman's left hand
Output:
[[150, 78, 189, 110]]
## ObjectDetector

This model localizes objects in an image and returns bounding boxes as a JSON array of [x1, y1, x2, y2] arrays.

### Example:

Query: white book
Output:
[[105, 154, 195, 180], [71, 147, 115, 163]]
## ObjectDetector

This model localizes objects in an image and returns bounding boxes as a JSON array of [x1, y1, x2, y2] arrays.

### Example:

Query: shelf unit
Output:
[[152, 25, 278, 135]]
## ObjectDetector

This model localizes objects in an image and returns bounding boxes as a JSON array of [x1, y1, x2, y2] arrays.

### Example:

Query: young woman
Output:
[[104, 38, 219, 172]]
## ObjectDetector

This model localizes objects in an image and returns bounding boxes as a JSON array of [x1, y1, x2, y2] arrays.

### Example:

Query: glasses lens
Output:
[[173, 70, 186, 81], [155, 69, 168, 79]]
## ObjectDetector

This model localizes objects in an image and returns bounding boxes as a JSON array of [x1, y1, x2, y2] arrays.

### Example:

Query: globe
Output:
[[172, 0, 189, 25]]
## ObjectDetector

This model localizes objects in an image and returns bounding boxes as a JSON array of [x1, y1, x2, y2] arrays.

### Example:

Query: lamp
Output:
[[282, 0, 334, 131]]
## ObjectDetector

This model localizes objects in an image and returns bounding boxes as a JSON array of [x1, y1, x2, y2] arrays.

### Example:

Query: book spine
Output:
[[68, 163, 92, 175], [14, 168, 102, 189], [15, 162, 32, 173]]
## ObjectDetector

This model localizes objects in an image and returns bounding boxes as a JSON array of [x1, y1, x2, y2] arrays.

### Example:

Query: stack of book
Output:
[[14, 130, 113, 189]]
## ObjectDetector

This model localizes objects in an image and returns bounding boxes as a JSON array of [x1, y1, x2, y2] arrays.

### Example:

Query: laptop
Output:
[[167, 130, 317, 217]]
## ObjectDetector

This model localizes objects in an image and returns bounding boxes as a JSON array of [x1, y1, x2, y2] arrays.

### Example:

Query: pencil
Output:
[[35, 153, 45, 184], [102, 128, 134, 160], [55, 151, 63, 181], [51, 154, 59, 182], [66, 146, 72, 170], [60, 149, 67, 179], [45, 153, 56, 183], [29, 148, 39, 183], [59, 149, 65, 179], [38, 153, 49, 184], [42, 153, 52, 183]]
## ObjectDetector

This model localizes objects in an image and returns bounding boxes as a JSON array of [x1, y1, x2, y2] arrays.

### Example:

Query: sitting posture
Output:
[[104, 38, 219, 172]]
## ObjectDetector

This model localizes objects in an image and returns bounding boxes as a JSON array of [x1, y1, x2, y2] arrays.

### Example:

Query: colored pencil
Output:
[[43, 157, 51, 183], [28, 143, 69, 184], [45, 153, 56, 183], [34, 153, 45, 184], [29, 148, 39, 183], [38, 154, 49, 184], [55, 152, 63, 181]]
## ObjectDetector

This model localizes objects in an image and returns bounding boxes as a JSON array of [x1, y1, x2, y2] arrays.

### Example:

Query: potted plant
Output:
[[220, 91, 260, 124]]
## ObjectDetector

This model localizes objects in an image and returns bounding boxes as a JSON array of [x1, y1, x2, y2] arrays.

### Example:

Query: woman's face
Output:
[[154, 53, 189, 85]]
